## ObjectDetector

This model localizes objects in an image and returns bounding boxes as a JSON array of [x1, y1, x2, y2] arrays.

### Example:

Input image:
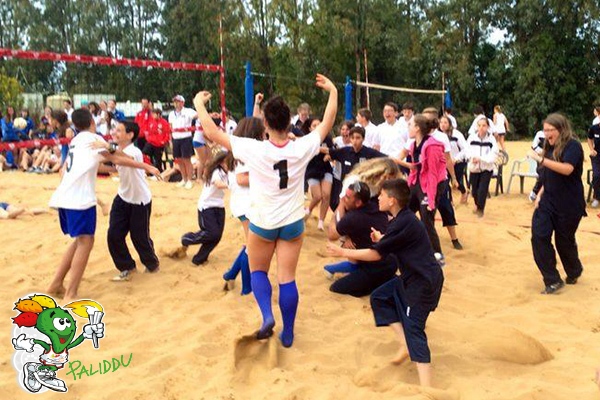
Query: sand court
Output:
[[1, 140, 600, 399]]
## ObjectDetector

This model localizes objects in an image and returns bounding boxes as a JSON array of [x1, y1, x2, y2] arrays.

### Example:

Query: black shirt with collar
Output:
[[373, 207, 444, 311], [540, 139, 586, 218], [329, 145, 385, 181], [336, 198, 389, 250]]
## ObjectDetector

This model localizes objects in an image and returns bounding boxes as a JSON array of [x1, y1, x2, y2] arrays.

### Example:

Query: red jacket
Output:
[[135, 109, 152, 139], [146, 118, 171, 147], [407, 136, 447, 209]]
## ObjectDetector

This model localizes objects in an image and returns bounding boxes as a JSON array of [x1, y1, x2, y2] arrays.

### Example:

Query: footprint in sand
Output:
[[233, 333, 278, 381]]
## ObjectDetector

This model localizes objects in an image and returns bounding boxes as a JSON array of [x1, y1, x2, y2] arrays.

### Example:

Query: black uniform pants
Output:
[[531, 207, 583, 286], [143, 143, 165, 172], [188, 208, 225, 265], [330, 262, 397, 298], [108, 195, 159, 272], [591, 155, 600, 200], [469, 170, 493, 212]]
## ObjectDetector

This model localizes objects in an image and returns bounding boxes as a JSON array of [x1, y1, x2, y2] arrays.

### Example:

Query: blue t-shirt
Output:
[[539, 139, 586, 218], [373, 207, 444, 311]]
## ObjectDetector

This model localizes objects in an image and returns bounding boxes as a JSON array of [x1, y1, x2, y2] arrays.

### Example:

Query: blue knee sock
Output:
[[324, 260, 358, 274], [223, 245, 245, 281], [240, 248, 252, 295], [278, 281, 298, 348], [251, 271, 274, 339]]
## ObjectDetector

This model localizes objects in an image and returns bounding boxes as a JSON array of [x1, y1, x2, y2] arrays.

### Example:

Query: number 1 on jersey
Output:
[[273, 160, 288, 189]]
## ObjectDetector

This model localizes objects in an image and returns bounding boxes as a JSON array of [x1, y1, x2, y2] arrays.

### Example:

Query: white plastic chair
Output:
[[507, 157, 538, 194]]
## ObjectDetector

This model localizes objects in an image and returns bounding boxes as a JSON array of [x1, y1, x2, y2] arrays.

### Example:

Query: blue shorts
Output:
[[238, 215, 248, 222], [0, 202, 8, 210], [193, 140, 206, 148], [59, 207, 96, 237], [249, 219, 304, 241]]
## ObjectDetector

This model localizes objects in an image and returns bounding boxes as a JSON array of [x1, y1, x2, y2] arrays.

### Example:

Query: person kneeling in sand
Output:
[[325, 181, 396, 297], [0, 202, 48, 219], [327, 178, 443, 387]]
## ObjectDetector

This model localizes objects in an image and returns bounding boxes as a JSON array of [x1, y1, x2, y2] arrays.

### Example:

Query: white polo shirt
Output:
[[116, 144, 152, 205], [377, 120, 405, 156], [198, 168, 228, 210], [169, 107, 196, 140], [49, 131, 106, 210], [230, 131, 321, 229], [361, 122, 380, 149]]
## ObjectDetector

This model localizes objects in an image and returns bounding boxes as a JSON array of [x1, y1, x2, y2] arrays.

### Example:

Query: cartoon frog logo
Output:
[[11, 294, 104, 393]]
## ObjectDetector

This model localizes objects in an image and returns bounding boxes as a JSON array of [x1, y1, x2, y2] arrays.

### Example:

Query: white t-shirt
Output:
[[397, 115, 413, 136], [494, 112, 507, 134], [229, 163, 250, 218], [362, 121, 380, 148], [116, 143, 152, 205], [49, 131, 106, 210], [230, 131, 321, 229], [593, 116, 600, 125], [377, 120, 405, 156], [169, 107, 197, 140], [198, 168, 228, 210], [333, 136, 350, 148]]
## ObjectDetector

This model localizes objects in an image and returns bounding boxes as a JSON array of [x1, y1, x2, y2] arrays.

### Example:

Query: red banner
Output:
[[0, 48, 222, 73]]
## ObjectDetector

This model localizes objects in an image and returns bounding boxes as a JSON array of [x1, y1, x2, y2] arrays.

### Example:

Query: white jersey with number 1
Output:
[[230, 131, 321, 229], [49, 131, 106, 210]]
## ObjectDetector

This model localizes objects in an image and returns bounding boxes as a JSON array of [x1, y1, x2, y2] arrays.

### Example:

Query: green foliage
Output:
[[0, 69, 24, 110]]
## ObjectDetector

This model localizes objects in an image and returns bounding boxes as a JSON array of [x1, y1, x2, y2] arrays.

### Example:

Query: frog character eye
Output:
[[53, 317, 72, 331]]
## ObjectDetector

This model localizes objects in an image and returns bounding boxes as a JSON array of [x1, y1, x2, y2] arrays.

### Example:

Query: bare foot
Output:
[[390, 347, 409, 365], [46, 285, 66, 298]]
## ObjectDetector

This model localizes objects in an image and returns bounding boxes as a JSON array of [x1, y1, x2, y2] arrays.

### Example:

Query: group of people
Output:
[[3, 75, 594, 389]]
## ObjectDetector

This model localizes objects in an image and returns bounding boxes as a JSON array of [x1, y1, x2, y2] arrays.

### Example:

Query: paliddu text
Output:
[[65, 353, 133, 381]]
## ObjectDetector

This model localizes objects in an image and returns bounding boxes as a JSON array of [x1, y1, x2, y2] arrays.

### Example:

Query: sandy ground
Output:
[[0, 140, 599, 400]]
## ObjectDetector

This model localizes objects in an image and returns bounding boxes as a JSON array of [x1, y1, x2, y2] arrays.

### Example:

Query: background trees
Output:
[[0, 0, 598, 136]]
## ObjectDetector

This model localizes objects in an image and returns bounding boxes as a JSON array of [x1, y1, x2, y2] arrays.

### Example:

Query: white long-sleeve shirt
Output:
[[466, 132, 498, 172]]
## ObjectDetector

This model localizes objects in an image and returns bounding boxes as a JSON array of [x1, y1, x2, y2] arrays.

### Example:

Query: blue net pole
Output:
[[245, 61, 254, 117], [344, 76, 353, 121]]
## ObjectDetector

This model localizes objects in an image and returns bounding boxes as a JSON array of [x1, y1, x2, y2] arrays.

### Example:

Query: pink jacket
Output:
[[407, 137, 447, 209]]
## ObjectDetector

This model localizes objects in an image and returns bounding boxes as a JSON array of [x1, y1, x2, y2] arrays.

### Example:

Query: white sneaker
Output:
[[184, 180, 193, 190], [592, 199, 599, 208], [528, 191, 537, 203], [175, 180, 185, 188], [149, 175, 158, 181]]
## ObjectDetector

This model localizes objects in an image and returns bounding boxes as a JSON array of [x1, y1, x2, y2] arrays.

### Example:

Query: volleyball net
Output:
[[0, 47, 226, 151]]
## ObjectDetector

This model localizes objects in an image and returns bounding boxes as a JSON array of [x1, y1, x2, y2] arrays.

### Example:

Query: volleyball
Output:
[[13, 117, 28, 130]]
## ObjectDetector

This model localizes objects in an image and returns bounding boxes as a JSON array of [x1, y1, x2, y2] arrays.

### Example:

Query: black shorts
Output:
[[172, 137, 194, 159]]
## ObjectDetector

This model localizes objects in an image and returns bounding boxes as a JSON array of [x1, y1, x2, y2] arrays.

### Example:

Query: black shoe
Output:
[[541, 281, 565, 294], [452, 239, 463, 250], [565, 276, 579, 285], [191, 257, 207, 266], [181, 232, 201, 246]]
